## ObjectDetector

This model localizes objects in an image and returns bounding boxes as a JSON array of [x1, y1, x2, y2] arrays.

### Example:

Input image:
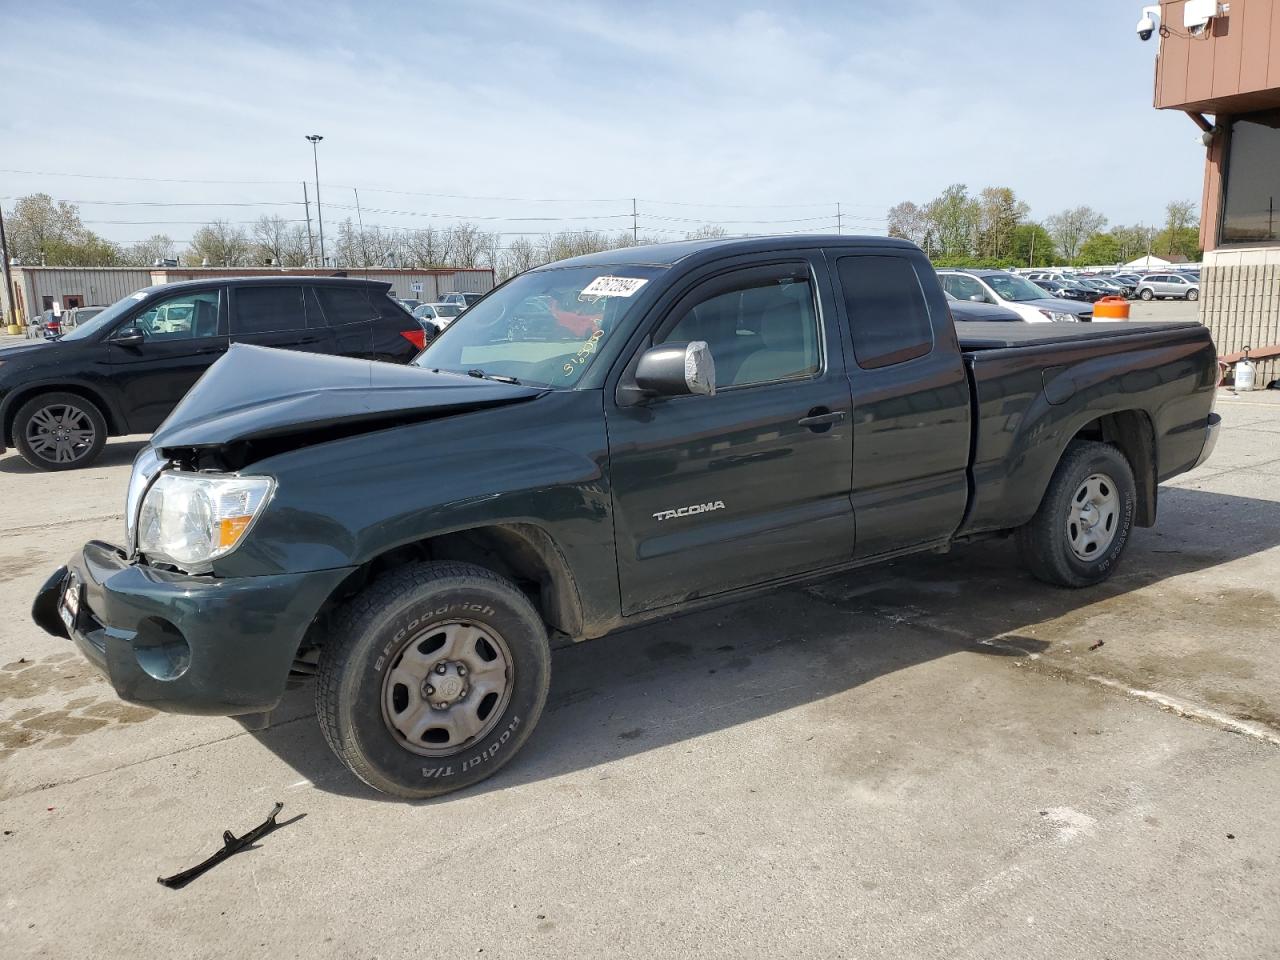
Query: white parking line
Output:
[[1088, 676, 1280, 747]]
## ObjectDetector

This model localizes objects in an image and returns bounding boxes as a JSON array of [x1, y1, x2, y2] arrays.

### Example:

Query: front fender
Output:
[[213, 390, 620, 628]]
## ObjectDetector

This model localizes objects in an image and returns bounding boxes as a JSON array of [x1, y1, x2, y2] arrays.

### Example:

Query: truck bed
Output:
[[955, 318, 1217, 539], [957, 320, 1202, 352]]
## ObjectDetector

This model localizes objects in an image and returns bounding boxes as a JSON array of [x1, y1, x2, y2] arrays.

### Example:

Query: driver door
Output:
[[107, 287, 229, 432]]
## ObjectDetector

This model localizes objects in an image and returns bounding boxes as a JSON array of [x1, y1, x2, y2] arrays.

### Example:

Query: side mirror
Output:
[[112, 326, 145, 347], [968, 294, 986, 303], [634, 341, 716, 399]]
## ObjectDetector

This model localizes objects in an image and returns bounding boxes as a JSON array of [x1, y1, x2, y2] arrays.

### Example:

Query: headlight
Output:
[[1053, 311, 1079, 322], [136, 472, 275, 572]]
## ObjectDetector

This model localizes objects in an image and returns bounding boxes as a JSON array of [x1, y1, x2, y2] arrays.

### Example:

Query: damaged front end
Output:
[[148, 342, 547, 472]]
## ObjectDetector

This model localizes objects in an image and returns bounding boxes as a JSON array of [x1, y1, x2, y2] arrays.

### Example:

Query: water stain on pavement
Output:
[[0, 654, 155, 758]]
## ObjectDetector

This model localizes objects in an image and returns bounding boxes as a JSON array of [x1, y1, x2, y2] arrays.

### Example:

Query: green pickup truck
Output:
[[34, 236, 1220, 798]]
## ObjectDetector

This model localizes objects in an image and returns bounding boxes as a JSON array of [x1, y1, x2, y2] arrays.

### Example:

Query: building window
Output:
[[1222, 109, 1280, 246]]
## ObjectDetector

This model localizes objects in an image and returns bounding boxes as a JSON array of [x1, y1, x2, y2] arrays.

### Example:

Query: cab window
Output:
[[132, 290, 222, 341], [659, 265, 821, 388]]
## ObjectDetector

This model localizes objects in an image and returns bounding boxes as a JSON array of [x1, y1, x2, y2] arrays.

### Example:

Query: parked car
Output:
[[33, 235, 1219, 798], [398, 299, 424, 312], [439, 291, 487, 309], [39, 310, 63, 339], [412, 302, 464, 333], [937, 269, 1093, 321], [63, 305, 108, 331], [1077, 277, 1130, 298], [1026, 272, 1074, 284], [1137, 273, 1200, 301], [0, 277, 426, 471], [944, 291, 1023, 322]]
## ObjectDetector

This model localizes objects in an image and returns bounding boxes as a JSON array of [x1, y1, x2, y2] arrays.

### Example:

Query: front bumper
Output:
[[1192, 412, 1222, 470], [32, 541, 354, 716]]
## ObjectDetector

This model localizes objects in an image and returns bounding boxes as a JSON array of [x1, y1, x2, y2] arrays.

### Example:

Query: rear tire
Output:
[[13, 392, 108, 470], [1016, 440, 1136, 588], [316, 561, 551, 799]]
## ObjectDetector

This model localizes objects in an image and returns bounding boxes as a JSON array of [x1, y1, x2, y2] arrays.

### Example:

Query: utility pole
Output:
[[354, 187, 367, 268], [302, 181, 315, 267], [306, 135, 325, 267], [1029, 226, 1036, 267], [632, 198, 638, 244], [836, 202, 843, 235], [0, 201, 13, 325]]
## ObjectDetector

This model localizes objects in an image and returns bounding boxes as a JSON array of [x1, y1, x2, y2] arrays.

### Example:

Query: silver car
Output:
[[1136, 273, 1200, 301]]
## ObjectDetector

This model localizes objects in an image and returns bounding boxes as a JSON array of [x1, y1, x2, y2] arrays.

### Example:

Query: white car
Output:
[[412, 302, 464, 332], [937, 270, 1091, 323]]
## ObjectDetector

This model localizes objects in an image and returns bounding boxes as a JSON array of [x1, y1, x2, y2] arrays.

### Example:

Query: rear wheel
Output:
[[13, 392, 107, 470], [316, 561, 551, 798], [1016, 440, 1136, 588], [1139, 289, 1154, 301]]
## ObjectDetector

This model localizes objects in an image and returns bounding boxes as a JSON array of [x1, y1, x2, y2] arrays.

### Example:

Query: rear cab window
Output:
[[839, 256, 935, 369]]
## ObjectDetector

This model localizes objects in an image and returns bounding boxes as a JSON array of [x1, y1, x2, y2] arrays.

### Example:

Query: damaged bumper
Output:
[[32, 540, 353, 716]]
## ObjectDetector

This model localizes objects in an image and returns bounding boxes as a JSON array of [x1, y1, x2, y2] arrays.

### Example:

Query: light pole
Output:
[[306, 134, 325, 267]]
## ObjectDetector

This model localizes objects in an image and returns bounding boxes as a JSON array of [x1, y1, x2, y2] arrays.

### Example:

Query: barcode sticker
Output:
[[579, 276, 649, 299]]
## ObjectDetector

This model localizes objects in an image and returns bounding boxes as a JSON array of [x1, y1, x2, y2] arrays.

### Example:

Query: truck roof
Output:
[[540, 234, 918, 270], [136, 276, 394, 295]]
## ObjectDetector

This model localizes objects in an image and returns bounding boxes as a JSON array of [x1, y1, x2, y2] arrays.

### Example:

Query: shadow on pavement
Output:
[[247, 485, 1280, 803]]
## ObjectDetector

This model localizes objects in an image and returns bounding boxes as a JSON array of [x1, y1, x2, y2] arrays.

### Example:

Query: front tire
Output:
[[1139, 289, 1154, 301], [316, 562, 551, 798], [1016, 440, 1136, 588], [1187, 289, 1199, 302], [13, 392, 107, 470]]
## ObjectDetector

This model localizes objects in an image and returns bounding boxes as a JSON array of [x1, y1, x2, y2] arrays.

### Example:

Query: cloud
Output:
[[0, 0, 1205, 245]]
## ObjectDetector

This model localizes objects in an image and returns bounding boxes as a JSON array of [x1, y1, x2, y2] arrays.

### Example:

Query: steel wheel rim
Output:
[[1067, 472, 1120, 562], [380, 619, 513, 757], [25, 403, 96, 464]]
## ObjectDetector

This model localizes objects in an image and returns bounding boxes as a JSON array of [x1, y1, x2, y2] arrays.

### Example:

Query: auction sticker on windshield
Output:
[[579, 276, 648, 300]]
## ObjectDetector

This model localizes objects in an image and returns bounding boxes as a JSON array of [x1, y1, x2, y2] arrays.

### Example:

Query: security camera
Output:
[[1136, 4, 1161, 40]]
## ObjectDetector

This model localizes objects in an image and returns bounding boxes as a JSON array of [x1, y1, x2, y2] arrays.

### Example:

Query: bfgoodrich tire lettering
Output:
[[316, 561, 551, 798], [1016, 440, 1136, 588]]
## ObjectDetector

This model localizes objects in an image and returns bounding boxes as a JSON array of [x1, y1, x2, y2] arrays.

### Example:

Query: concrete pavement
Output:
[[0, 336, 1277, 956]]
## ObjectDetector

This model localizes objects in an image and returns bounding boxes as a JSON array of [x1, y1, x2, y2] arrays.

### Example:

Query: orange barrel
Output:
[[1093, 296, 1130, 320]]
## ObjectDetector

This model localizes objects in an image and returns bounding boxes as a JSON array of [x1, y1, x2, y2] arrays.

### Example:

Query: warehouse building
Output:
[[1154, 0, 1280, 385], [6, 265, 494, 324]]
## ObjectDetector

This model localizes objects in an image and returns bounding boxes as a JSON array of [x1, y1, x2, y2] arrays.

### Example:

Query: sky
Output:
[[0, 0, 1207, 249]]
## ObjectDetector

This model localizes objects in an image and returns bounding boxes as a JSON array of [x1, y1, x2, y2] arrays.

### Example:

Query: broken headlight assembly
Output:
[[136, 472, 275, 573]]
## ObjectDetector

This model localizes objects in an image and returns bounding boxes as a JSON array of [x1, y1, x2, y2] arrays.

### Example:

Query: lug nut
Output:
[[457, 665, 467, 676], [435, 663, 448, 674], [425, 685, 434, 695]]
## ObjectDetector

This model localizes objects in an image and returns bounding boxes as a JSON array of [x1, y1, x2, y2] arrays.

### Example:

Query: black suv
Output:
[[0, 277, 426, 470]]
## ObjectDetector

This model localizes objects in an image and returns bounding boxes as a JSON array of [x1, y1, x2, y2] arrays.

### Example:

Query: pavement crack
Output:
[[1086, 676, 1280, 747], [6, 513, 123, 535]]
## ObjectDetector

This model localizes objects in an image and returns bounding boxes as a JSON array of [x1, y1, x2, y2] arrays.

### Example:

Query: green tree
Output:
[[3, 193, 119, 265], [975, 187, 1029, 260], [1077, 233, 1122, 266], [1045, 206, 1108, 261], [925, 184, 981, 259], [187, 220, 251, 267], [1009, 223, 1056, 267]]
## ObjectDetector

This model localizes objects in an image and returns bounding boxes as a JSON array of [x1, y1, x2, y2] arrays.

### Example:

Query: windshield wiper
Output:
[[467, 369, 521, 385]]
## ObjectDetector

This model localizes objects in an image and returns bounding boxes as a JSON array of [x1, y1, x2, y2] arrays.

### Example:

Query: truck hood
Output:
[[150, 343, 546, 451]]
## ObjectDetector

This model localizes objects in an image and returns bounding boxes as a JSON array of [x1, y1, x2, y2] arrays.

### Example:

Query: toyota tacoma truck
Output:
[[32, 236, 1221, 798]]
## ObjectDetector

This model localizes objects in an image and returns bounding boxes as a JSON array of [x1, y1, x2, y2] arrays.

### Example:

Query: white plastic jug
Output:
[[1236, 349, 1256, 392]]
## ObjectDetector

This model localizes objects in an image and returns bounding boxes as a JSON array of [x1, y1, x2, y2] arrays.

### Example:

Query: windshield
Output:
[[985, 273, 1054, 302], [59, 290, 150, 341], [433, 303, 462, 318], [414, 266, 659, 387]]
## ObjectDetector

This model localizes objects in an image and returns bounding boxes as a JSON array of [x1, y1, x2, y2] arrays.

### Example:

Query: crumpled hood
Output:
[[150, 343, 546, 450]]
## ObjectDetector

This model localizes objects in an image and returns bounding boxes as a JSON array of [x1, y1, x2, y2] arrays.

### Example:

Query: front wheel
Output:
[[1139, 289, 1154, 301], [1016, 440, 1136, 588], [316, 562, 551, 798], [1187, 289, 1199, 302]]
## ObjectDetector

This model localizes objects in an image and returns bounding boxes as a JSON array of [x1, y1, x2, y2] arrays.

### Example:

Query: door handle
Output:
[[798, 408, 846, 429]]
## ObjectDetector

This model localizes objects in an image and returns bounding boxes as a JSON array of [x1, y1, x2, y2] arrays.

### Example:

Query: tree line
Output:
[[888, 184, 1201, 267], [1, 193, 731, 281]]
